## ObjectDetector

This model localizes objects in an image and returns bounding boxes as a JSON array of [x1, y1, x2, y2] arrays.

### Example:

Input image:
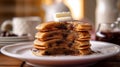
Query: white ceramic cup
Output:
[[12, 16, 41, 39]]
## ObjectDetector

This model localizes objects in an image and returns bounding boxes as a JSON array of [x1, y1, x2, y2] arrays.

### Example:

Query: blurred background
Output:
[[0, 0, 97, 25], [0, 0, 120, 34]]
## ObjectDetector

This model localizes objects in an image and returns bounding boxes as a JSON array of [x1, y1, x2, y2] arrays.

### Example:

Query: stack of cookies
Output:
[[32, 21, 75, 56], [32, 21, 92, 56]]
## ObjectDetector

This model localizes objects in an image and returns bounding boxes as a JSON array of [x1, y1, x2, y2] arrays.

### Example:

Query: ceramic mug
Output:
[[12, 16, 41, 39]]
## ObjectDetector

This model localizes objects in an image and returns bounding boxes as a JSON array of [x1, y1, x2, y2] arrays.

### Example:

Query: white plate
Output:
[[1, 41, 120, 67], [0, 39, 30, 42], [0, 36, 28, 39], [0, 36, 30, 42], [0, 40, 31, 49]]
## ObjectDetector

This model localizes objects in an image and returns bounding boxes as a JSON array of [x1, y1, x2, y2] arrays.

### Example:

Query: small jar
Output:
[[95, 23, 120, 45]]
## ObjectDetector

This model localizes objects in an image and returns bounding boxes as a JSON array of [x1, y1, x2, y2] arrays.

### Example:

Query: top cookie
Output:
[[36, 21, 92, 32], [74, 22, 92, 31], [36, 21, 68, 32]]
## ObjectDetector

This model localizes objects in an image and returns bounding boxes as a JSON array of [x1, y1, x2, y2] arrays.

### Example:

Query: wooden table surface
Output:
[[0, 53, 120, 67]]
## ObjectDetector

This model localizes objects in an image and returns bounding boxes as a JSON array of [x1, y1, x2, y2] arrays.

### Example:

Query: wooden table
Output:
[[0, 54, 120, 67]]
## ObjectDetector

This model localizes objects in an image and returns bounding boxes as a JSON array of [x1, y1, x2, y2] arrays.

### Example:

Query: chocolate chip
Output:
[[45, 51, 51, 55], [56, 24, 67, 29], [68, 43, 73, 47], [56, 40, 63, 45], [48, 43, 52, 47], [64, 50, 71, 55], [63, 33, 68, 38]]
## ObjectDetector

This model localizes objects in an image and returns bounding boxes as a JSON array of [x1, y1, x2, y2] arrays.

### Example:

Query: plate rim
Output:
[[1, 41, 120, 61], [0, 36, 28, 39]]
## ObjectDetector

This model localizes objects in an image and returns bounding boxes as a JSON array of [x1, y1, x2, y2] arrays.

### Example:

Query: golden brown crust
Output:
[[34, 40, 72, 50], [35, 30, 63, 41], [73, 40, 90, 47], [36, 21, 67, 32], [77, 31, 91, 40], [78, 45, 91, 50], [34, 45, 47, 50], [34, 39, 62, 47], [73, 44, 91, 50], [74, 23, 92, 31], [80, 48, 92, 55]]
